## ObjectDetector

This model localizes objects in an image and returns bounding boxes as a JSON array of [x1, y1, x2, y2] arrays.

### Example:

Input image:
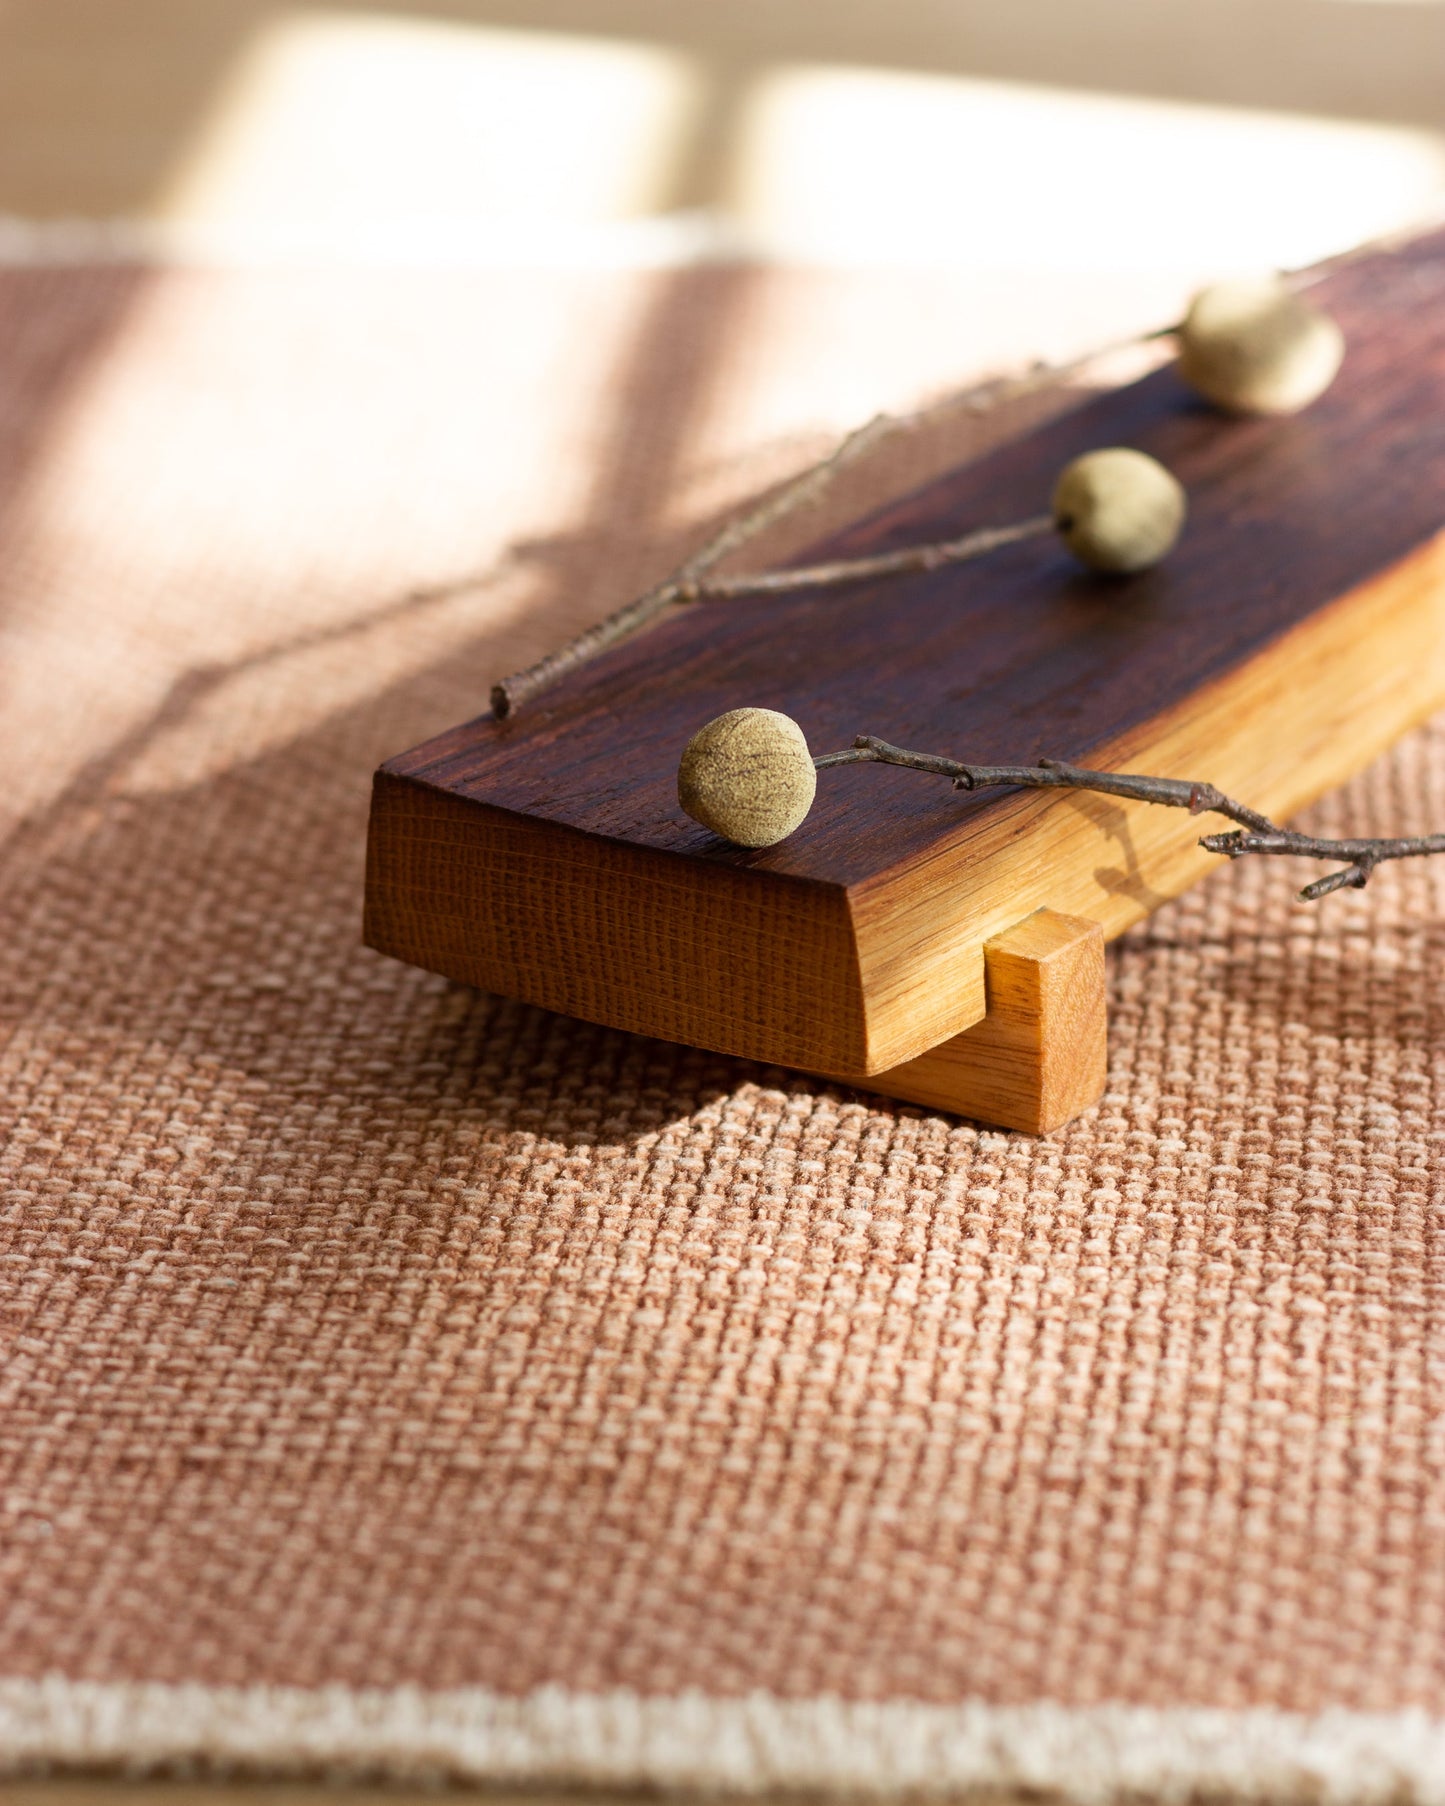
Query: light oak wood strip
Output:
[[365, 781, 863, 1073], [834, 907, 1107, 1133], [844, 531, 1445, 1070]]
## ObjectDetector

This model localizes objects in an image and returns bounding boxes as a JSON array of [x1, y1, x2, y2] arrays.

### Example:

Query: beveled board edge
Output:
[[366, 529, 1445, 1074]]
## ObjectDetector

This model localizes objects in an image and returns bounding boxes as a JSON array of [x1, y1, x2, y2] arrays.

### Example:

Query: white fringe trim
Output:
[[2, 1680, 1445, 1800]]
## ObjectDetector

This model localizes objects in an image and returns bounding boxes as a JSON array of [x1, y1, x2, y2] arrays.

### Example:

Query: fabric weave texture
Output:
[[0, 264, 1442, 1795]]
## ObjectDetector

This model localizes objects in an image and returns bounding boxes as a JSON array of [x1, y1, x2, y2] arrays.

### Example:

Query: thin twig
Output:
[[679, 514, 1052, 601], [488, 221, 1442, 719], [817, 736, 1442, 901], [489, 324, 1175, 719], [1196, 830, 1445, 901], [491, 411, 899, 718]]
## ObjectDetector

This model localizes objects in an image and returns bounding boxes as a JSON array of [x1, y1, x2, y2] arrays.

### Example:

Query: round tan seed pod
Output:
[[677, 707, 817, 847], [1177, 276, 1344, 415], [1052, 447, 1186, 574]]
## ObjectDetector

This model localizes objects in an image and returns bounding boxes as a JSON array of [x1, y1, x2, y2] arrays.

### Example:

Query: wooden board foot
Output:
[[828, 909, 1107, 1134]]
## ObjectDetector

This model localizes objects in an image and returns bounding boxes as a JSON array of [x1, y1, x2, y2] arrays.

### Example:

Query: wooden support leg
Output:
[[829, 908, 1107, 1134]]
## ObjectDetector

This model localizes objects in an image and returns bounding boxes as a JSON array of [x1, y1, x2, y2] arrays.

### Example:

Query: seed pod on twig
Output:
[[678, 708, 817, 847], [1178, 276, 1344, 415], [1052, 447, 1187, 574]]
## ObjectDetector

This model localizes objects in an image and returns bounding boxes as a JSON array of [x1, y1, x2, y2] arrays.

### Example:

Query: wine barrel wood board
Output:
[[365, 229, 1445, 1131]]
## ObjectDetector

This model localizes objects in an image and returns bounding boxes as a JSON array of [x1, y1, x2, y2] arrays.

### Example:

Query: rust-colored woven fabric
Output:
[[1, 263, 1444, 1796]]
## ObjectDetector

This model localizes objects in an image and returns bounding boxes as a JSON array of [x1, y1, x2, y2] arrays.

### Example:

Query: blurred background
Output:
[[4, 0, 1445, 427], [4, 0, 1445, 297], [3, 0, 1445, 829]]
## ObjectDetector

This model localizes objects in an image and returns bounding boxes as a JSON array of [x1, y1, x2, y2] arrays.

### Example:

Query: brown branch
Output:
[[490, 410, 900, 718], [488, 229, 1428, 721], [817, 736, 1442, 901], [678, 514, 1052, 602], [489, 321, 1176, 719]]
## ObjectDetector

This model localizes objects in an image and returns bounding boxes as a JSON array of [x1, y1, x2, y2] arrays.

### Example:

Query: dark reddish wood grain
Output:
[[389, 237, 1445, 883], [366, 231, 1445, 1075]]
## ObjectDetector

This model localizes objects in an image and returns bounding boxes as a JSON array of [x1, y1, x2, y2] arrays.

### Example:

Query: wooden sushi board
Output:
[[365, 230, 1445, 1131]]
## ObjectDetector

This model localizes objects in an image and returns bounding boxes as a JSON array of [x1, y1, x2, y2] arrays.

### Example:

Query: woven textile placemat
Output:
[[1, 262, 1443, 1801]]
